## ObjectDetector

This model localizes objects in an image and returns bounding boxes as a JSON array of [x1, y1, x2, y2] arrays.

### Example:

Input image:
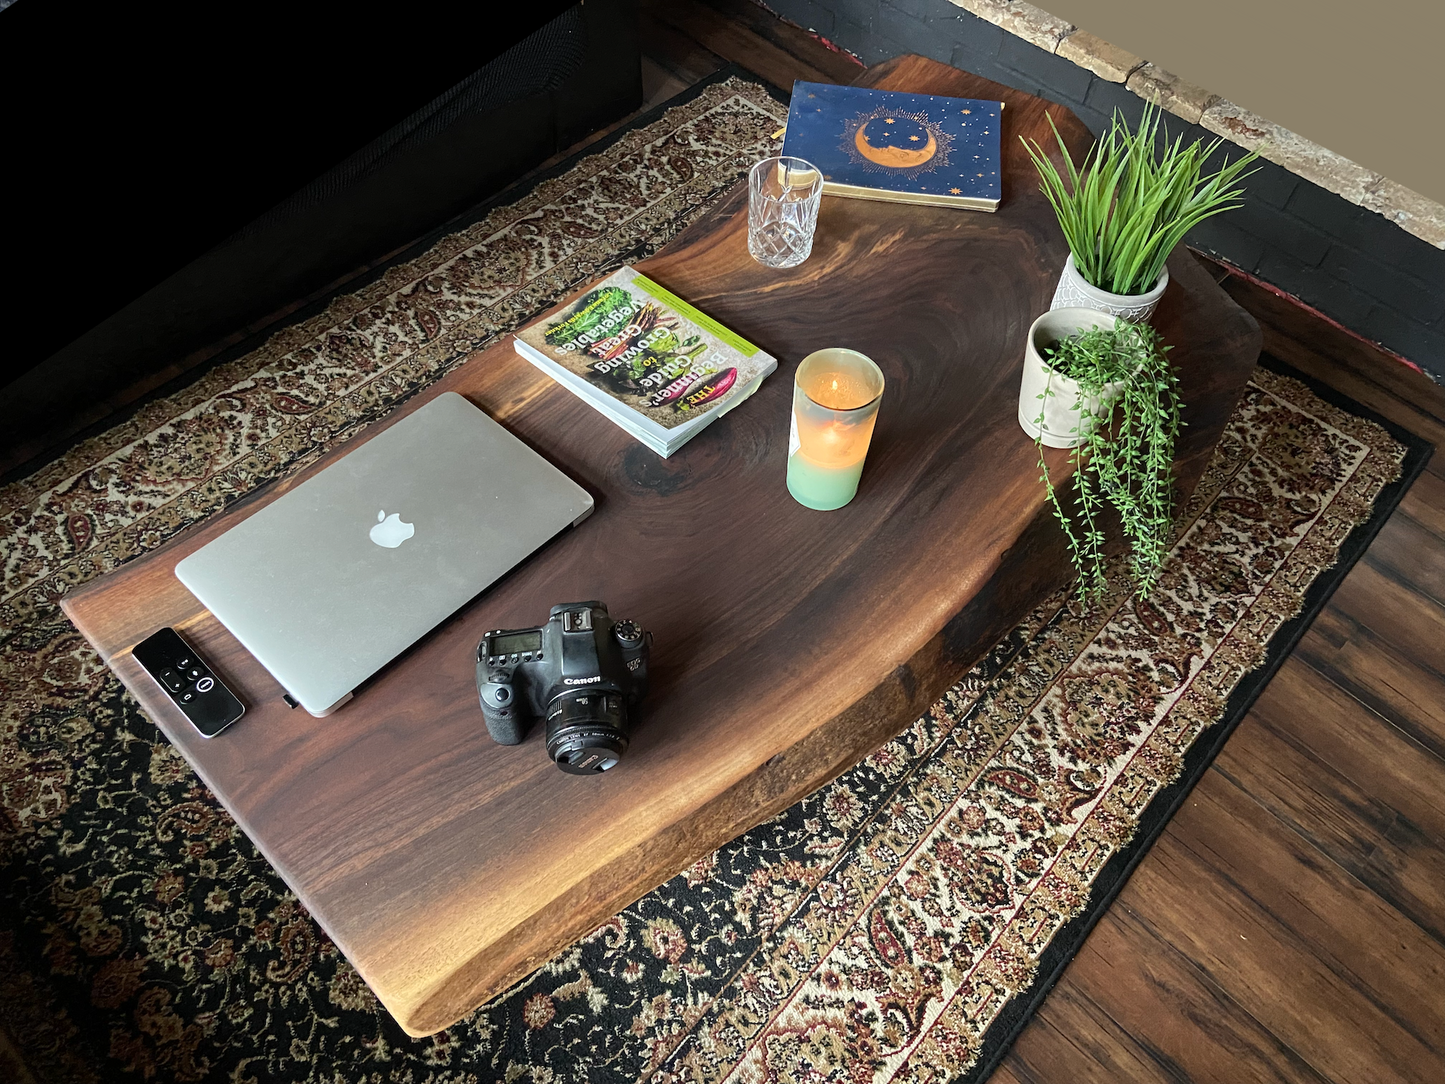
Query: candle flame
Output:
[[807, 370, 874, 410]]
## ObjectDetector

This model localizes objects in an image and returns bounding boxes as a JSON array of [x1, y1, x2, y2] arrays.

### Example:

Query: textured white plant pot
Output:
[[1049, 253, 1169, 324], [1018, 307, 1127, 449]]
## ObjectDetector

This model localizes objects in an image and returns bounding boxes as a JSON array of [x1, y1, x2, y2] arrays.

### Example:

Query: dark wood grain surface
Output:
[[60, 56, 1260, 1036]]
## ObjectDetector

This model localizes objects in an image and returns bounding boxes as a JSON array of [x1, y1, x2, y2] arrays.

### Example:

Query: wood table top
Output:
[[61, 55, 1260, 1036]]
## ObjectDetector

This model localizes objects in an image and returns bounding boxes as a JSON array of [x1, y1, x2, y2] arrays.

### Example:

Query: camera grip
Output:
[[482, 708, 526, 746], [476, 662, 527, 745]]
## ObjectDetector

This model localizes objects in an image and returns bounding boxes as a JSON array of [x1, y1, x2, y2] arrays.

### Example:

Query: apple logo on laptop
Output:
[[370, 509, 415, 549]]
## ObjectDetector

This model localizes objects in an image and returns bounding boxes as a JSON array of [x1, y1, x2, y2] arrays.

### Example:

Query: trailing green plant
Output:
[[1023, 101, 1259, 296], [1033, 321, 1182, 601]]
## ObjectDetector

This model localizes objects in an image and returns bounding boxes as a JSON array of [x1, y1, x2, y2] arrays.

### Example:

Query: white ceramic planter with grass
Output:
[[1018, 307, 1128, 448], [1049, 253, 1169, 323], [1023, 100, 1257, 333]]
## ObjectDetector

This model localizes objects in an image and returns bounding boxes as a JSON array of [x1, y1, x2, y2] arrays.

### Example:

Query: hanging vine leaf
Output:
[[1032, 321, 1182, 601]]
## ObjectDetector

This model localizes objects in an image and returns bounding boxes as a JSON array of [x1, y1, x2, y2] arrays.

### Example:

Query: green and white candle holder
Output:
[[786, 348, 885, 511]]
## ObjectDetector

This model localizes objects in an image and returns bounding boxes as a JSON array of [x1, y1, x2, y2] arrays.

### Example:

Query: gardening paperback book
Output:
[[779, 81, 1003, 210], [514, 266, 777, 457]]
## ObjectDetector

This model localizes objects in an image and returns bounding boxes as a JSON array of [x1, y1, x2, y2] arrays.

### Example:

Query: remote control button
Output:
[[176, 656, 192, 668], [181, 691, 195, 702], [196, 677, 215, 692], [160, 668, 184, 691]]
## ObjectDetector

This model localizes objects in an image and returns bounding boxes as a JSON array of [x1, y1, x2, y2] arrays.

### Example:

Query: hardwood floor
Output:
[[638, 2, 1445, 1081]]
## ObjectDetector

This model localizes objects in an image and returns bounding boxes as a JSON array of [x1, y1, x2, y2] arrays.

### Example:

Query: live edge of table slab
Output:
[[60, 55, 1260, 1037]]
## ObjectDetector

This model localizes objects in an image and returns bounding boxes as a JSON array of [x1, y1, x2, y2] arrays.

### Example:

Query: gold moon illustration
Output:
[[854, 122, 937, 168]]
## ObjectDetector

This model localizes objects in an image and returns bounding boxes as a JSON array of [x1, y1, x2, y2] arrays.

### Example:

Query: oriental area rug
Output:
[[0, 70, 1429, 1084]]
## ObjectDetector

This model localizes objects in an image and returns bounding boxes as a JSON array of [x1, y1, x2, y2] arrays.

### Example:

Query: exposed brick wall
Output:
[[763, 0, 1445, 379]]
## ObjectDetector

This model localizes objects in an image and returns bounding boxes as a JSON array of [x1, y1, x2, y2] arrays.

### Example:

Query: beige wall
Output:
[[1044, 0, 1445, 205]]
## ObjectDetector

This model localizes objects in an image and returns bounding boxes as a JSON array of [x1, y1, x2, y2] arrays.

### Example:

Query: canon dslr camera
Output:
[[476, 602, 651, 774]]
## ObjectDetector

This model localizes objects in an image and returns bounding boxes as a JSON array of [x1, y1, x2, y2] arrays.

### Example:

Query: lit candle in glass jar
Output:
[[787, 348, 885, 510]]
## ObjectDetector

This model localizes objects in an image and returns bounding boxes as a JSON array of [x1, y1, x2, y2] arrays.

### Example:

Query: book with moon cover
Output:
[[513, 266, 777, 457], [779, 81, 1003, 210]]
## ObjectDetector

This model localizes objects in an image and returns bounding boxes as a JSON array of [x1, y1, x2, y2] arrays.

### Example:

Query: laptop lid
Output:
[[174, 392, 592, 715]]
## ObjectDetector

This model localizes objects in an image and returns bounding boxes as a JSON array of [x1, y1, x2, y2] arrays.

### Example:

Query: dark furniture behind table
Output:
[[0, 0, 641, 471]]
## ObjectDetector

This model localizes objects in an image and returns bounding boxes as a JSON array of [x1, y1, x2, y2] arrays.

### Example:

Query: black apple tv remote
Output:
[[132, 627, 245, 737]]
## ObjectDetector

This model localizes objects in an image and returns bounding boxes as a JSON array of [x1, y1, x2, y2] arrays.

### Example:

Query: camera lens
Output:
[[545, 690, 629, 774]]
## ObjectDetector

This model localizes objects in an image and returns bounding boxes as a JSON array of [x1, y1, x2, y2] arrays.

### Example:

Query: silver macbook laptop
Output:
[[175, 392, 593, 716]]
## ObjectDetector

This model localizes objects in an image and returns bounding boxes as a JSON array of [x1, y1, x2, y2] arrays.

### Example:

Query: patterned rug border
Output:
[[0, 63, 790, 493], [964, 351, 1435, 1083]]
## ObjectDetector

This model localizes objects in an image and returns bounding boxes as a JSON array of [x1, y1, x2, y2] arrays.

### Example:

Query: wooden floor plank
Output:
[[1120, 779, 1444, 1083], [1018, 906, 1334, 1084], [1192, 754, 1445, 1050], [1003, 975, 1185, 1084], [639, 10, 728, 89], [981, 1063, 1035, 1084], [640, 56, 694, 112], [641, 0, 840, 89], [1365, 814, 1445, 950], [1399, 469, 1445, 540], [1362, 511, 1445, 608], [1215, 705, 1445, 949], [1319, 558, 1445, 681], [1251, 657, 1445, 846], [1297, 615, 1445, 766], [696, 0, 866, 83]]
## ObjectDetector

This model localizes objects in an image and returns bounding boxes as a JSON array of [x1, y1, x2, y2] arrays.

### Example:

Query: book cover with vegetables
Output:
[[515, 267, 775, 432]]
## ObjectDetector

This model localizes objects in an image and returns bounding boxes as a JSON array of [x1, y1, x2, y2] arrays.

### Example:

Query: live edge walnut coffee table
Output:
[[62, 56, 1260, 1036]]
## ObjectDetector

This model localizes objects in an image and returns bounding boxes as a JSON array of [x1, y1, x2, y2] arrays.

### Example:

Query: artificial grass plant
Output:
[[1024, 101, 1259, 296]]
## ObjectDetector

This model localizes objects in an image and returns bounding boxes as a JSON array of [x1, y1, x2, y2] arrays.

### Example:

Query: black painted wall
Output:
[[764, 0, 1445, 379]]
